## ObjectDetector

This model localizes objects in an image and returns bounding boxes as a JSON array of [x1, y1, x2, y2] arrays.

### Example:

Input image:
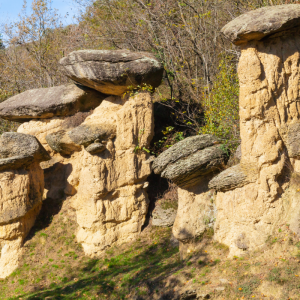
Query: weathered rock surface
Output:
[[85, 143, 106, 154], [0, 84, 105, 122], [0, 133, 49, 278], [68, 123, 116, 147], [0, 132, 50, 170], [214, 7, 300, 256], [59, 50, 164, 96], [173, 178, 216, 258], [161, 145, 226, 187], [152, 135, 219, 175], [18, 111, 92, 154], [45, 130, 81, 155], [152, 203, 177, 227], [153, 135, 224, 256], [20, 92, 154, 256], [280, 122, 300, 158], [153, 135, 225, 187], [208, 163, 258, 192], [222, 4, 300, 45]]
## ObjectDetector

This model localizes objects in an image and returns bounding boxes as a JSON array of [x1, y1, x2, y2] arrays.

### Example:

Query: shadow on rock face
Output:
[[142, 172, 169, 231], [44, 162, 74, 200]]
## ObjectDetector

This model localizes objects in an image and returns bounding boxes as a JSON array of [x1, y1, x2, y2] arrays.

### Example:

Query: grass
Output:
[[1, 197, 300, 299]]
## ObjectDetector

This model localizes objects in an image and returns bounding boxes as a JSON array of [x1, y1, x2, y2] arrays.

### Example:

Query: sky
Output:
[[0, 0, 80, 27]]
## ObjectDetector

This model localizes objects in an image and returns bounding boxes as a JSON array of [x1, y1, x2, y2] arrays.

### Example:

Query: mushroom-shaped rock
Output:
[[0, 132, 50, 170], [0, 133, 49, 278], [222, 4, 300, 45], [59, 50, 164, 96], [0, 84, 106, 122], [153, 135, 226, 187], [208, 163, 258, 192]]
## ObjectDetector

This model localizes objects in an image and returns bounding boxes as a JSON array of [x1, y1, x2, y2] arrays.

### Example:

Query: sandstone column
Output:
[[0, 133, 50, 278], [0, 49, 163, 257], [153, 134, 227, 258], [209, 4, 300, 256]]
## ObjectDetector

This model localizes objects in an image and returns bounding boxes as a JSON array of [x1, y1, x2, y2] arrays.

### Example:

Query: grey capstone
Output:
[[45, 130, 81, 155], [152, 135, 220, 175], [85, 143, 106, 154], [0, 84, 106, 122], [160, 144, 226, 187], [222, 4, 300, 45], [68, 123, 116, 147], [0, 132, 50, 170], [59, 50, 164, 96], [208, 163, 258, 192]]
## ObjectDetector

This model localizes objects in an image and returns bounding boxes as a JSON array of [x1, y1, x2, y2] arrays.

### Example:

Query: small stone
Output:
[[152, 202, 177, 227], [197, 294, 210, 299], [219, 278, 229, 284], [85, 143, 106, 154], [215, 287, 225, 291], [180, 290, 197, 300]]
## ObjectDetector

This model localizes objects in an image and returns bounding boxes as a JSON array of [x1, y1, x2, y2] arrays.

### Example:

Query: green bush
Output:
[[200, 57, 240, 151]]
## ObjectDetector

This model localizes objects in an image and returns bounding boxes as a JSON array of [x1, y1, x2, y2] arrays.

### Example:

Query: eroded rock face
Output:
[[73, 92, 153, 255], [213, 9, 300, 256], [19, 92, 154, 256], [59, 50, 164, 96], [152, 202, 177, 227], [222, 4, 300, 45], [0, 84, 105, 122], [0, 133, 49, 278]]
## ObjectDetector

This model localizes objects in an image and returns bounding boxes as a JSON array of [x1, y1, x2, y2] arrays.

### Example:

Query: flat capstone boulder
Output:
[[0, 132, 50, 170], [208, 163, 258, 192], [152, 135, 220, 174], [153, 135, 227, 187], [59, 50, 164, 96], [68, 123, 116, 147], [0, 84, 106, 122], [45, 130, 81, 155], [222, 4, 300, 45]]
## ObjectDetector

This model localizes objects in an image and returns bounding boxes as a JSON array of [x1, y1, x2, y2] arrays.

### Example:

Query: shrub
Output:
[[201, 57, 240, 151]]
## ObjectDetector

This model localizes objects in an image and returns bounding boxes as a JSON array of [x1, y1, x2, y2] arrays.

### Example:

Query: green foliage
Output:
[[200, 57, 240, 151]]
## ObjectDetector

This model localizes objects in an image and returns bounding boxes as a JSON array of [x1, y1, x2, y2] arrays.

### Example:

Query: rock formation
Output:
[[210, 4, 300, 256], [0, 84, 105, 122], [0, 49, 163, 274], [152, 202, 177, 227], [59, 50, 164, 96], [0, 133, 50, 279], [153, 135, 227, 257]]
